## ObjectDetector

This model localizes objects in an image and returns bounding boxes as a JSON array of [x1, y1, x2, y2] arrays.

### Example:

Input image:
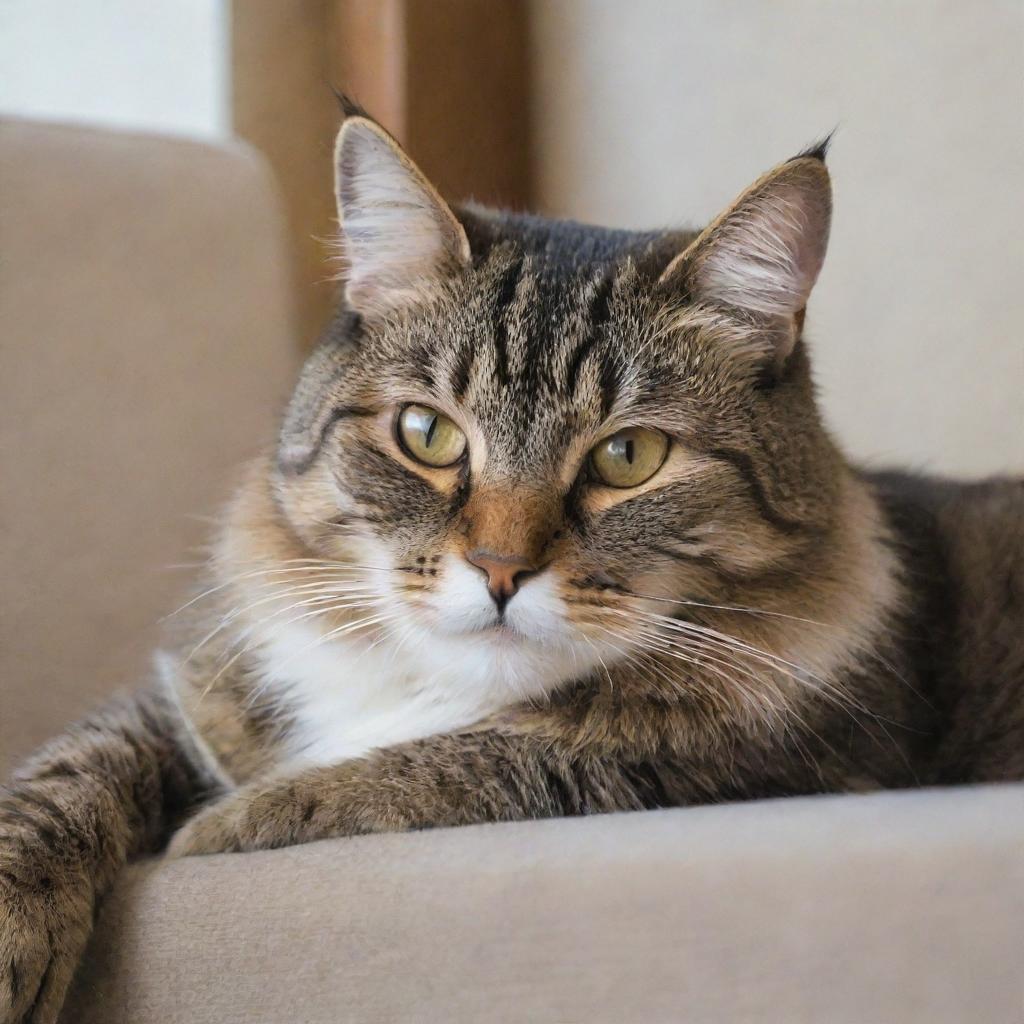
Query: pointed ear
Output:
[[659, 150, 831, 359], [334, 115, 471, 317]]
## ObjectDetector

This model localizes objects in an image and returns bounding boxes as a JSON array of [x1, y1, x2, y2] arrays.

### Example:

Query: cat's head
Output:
[[269, 110, 843, 697]]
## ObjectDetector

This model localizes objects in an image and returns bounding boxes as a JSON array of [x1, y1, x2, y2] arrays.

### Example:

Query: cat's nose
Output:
[[465, 550, 539, 613]]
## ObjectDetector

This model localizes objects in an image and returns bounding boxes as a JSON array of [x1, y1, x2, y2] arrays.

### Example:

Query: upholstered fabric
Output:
[[63, 785, 1024, 1023], [0, 118, 299, 770]]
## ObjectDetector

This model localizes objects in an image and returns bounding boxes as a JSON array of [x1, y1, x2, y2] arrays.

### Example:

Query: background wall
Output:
[[0, 0, 230, 138], [530, 0, 1024, 478]]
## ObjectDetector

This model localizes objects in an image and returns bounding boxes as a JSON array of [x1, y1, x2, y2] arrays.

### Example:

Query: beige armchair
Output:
[[2, 119, 1021, 1023]]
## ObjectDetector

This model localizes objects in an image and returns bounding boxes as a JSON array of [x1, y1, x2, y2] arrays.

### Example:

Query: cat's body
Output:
[[2, 107, 1022, 1023], [868, 470, 1024, 782]]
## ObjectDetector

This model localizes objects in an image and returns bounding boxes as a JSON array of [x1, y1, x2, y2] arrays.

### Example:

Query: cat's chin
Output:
[[402, 605, 589, 669], [395, 613, 607, 703], [422, 603, 578, 653]]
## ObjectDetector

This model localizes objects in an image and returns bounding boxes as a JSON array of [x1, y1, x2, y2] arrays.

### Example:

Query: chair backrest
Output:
[[0, 119, 300, 769]]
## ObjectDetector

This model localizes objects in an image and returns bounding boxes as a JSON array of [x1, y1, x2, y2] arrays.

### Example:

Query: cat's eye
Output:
[[396, 404, 467, 467], [590, 427, 669, 488]]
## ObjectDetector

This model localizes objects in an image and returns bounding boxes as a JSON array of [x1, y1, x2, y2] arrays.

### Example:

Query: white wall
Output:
[[0, 0, 230, 139], [531, 0, 1024, 478]]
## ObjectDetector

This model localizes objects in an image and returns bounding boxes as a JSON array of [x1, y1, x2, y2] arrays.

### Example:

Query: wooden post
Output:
[[232, 0, 533, 346]]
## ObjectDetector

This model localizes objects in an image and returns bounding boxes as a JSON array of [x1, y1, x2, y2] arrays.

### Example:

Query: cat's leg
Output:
[[0, 689, 208, 1024], [168, 730, 658, 856]]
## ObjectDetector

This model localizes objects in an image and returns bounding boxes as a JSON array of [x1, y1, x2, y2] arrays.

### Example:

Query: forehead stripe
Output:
[[566, 273, 614, 397], [490, 255, 525, 387], [451, 339, 475, 400]]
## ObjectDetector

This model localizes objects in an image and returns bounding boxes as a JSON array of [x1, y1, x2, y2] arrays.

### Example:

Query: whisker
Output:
[[601, 621, 786, 720], [607, 605, 862, 726], [184, 588, 381, 666], [162, 561, 401, 620], [623, 588, 841, 631], [577, 634, 616, 696], [239, 606, 403, 710], [198, 600, 393, 701], [609, 606, 915, 768]]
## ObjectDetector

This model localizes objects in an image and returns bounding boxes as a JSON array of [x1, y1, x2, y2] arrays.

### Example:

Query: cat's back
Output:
[[869, 470, 1024, 781]]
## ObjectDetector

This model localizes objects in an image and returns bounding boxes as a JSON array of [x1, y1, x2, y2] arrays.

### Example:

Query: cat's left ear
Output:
[[334, 113, 471, 318], [659, 146, 832, 363]]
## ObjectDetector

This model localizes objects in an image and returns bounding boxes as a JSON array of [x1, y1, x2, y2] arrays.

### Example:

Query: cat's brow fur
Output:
[[2, 108, 1023, 1023]]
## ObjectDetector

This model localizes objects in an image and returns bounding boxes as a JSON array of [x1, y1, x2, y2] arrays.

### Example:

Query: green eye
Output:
[[397, 404, 467, 467], [590, 427, 669, 488]]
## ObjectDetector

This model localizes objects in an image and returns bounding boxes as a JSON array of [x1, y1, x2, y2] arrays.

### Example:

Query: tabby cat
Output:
[[2, 101, 1022, 1023]]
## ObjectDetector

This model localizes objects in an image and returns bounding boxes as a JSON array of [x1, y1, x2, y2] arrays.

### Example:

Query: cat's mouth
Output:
[[411, 556, 579, 651], [426, 608, 556, 649], [447, 617, 529, 643]]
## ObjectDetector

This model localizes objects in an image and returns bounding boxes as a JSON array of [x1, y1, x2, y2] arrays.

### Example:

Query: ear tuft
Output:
[[329, 86, 372, 120], [334, 114, 471, 318], [792, 131, 834, 164]]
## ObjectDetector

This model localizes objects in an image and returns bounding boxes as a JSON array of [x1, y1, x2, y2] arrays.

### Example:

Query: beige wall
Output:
[[530, 0, 1023, 478]]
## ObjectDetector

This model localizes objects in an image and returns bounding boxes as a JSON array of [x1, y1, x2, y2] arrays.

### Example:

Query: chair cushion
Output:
[[64, 784, 1024, 1023]]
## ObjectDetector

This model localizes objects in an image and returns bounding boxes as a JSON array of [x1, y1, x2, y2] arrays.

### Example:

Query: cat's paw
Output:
[[165, 797, 249, 857], [167, 768, 377, 856], [0, 872, 86, 1024], [167, 786, 335, 855]]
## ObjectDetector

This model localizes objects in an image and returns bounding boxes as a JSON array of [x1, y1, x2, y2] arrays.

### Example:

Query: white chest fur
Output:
[[256, 620, 521, 767]]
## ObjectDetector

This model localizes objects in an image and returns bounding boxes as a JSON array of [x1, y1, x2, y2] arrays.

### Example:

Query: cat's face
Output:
[[273, 114, 837, 696]]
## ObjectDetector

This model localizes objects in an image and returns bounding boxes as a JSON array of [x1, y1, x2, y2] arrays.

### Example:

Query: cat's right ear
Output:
[[334, 115, 471, 318]]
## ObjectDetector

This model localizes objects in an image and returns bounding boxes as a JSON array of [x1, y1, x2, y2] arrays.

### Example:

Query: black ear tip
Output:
[[330, 86, 372, 121], [793, 130, 836, 164]]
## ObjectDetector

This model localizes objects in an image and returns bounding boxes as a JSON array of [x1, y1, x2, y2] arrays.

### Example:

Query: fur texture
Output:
[[2, 108, 1022, 1023]]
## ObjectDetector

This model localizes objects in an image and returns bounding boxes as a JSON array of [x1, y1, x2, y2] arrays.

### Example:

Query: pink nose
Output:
[[465, 550, 538, 611]]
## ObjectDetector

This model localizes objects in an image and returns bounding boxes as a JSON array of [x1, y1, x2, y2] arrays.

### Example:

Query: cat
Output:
[[2, 98, 1023, 1023]]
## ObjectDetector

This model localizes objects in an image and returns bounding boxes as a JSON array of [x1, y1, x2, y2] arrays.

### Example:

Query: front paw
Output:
[[167, 783, 320, 856], [167, 766, 390, 856], [165, 797, 249, 857], [0, 872, 88, 1024]]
